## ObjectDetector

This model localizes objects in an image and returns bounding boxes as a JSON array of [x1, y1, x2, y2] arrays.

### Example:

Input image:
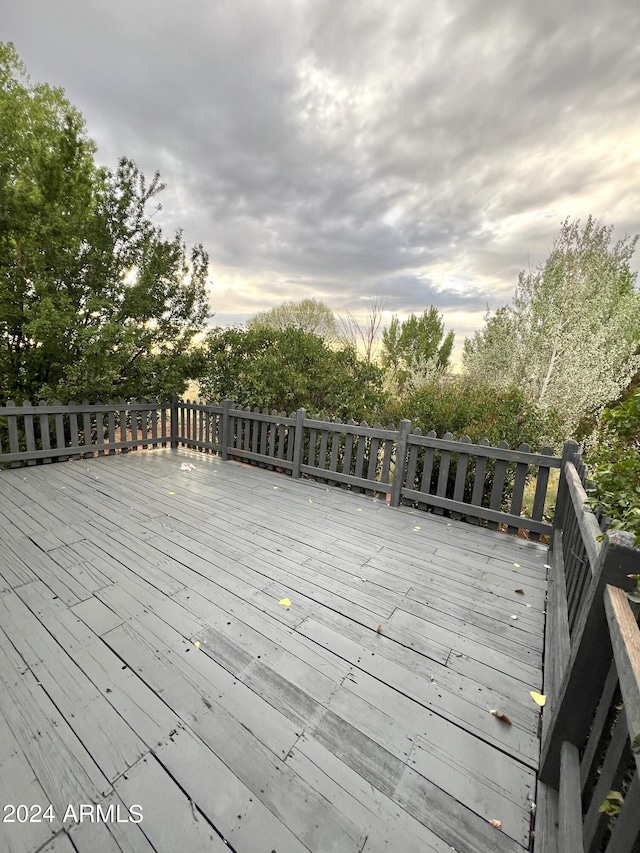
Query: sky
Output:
[[4, 0, 640, 363]]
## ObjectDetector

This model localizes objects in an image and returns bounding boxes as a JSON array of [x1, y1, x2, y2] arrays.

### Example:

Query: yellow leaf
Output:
[[544, 564, 551, 569], [308, 498, 313, 503], [194, 641, 200, 648], [279, 598, 292, 607], [530, 691, 546, 706], [413, 526, 421, 531], [273, 486, 278, 489], [513, 563, 520, 568], [168, 491, 175, 495]]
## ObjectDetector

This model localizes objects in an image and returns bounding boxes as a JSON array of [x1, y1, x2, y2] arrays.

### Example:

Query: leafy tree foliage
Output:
[[463, 217, 640, 435], [384, 376, 562, 450], [0, 43, 209, 403], [381, 307, 454, 391], [197, 327, 386, 420], [248, 298, 337, 340], [587, 388, 640, 545]]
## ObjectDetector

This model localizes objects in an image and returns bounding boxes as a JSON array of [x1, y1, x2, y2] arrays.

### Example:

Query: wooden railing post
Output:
[[539, 529, 637, 788], [170, 394, 179, 449], [221, 399, 232, 461], [291, 408, 306, 478], [553, 439, 579, 534], [390, 419, 411, 507]]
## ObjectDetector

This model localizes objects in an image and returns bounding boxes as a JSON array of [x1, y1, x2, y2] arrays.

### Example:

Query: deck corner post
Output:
[[221, 399, 233, 461], [291, 408, 306, 478], [553, 439, 579, 534], [539, 530, 638, 788], [390, 418, 411, 507], [170, 394, 179, 449]]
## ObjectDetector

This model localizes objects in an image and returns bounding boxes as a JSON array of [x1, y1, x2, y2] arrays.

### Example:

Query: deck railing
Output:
[[535, 447, 640, 853], [0, 398, 171, 465]]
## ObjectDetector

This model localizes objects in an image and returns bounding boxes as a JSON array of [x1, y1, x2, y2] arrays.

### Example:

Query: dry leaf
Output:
[[513, 563, 520, 568], [514, 589, 525, 595], [279, 598, 292, 608], [530, 691, 546, 706], [489, 819, 502, 830], [375, 624, 382, 633], [193, 641, 200, 649], [490, 710, 512, 725]]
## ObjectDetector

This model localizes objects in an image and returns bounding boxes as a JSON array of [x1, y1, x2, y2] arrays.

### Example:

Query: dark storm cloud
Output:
[[4, 0, 640, 355]]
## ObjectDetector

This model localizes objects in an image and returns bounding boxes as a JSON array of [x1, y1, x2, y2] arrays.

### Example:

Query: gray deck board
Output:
[[0, 448, 547, 852]]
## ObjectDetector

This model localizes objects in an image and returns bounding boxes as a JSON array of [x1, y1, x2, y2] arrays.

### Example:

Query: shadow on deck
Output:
[[0, 448, 548, 853]]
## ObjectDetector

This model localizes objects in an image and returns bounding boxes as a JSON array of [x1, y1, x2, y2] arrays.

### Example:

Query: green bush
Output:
[[587, 389, 640, 545], [196, 326, 388, 421], [388, 376, 563, 450]]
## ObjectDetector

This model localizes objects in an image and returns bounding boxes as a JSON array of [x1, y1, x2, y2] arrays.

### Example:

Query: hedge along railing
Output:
[[171, 399, 564, 536], [535, 444, 640, 853], [0, 399, 171, 466]]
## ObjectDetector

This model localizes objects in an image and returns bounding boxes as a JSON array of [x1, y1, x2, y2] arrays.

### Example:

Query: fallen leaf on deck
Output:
[[413, 526, 421, 531], [513, 563, 520, 568], [514, 589, 525, 595], [429, 675, 436, 683], [193, 641, 200, 648], [168, 491, 175, 495], [530, 691, 546, 706], [544, 564, 551, 569], [489, 819, 502, 830], [273, 486, 279, 489], [511, 615, 518, 620], [375, 624, 382, 633], [308, 498, 313, 503], [490, 710, 512, 725], [279, 598, 292, 607], [356, 508, 362, 512]]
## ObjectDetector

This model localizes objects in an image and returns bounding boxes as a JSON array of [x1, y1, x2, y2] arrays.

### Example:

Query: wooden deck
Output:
[[0, 448, 548, 853]]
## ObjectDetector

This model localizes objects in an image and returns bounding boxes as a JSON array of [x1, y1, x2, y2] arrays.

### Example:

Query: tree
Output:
[[0, 42, 209, 403], [380, 307, 454, 391], [247, 298, 337, 340], [336, 295, 386, 362], [463, 217, 640, 435], [197, 327, 386, 420]]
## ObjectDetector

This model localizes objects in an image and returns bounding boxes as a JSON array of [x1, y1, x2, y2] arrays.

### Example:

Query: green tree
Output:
[[248, 298, 338, 340], [197, 327, 386, 420], [0, 42, 209, 403], [463, 217, 640, 435], [381, 307, 454, 391]]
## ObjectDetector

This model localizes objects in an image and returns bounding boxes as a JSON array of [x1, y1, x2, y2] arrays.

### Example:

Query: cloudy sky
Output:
[[4, 0, 640, 362]]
